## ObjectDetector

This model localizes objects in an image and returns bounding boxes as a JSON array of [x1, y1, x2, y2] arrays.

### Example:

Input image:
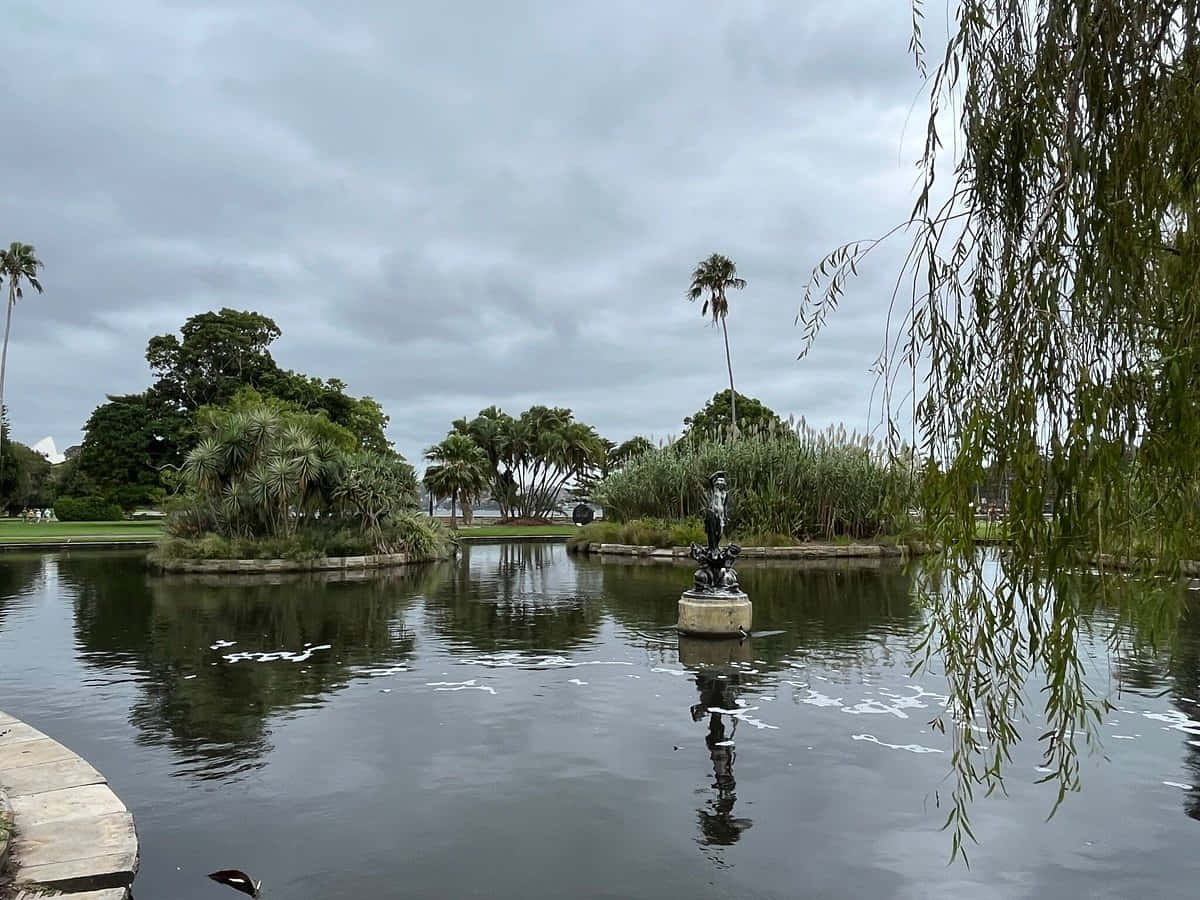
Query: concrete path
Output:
[[0, 710, 137, 897]]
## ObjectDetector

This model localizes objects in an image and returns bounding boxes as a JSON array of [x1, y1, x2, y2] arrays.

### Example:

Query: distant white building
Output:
[[31, 436, 65, 465]]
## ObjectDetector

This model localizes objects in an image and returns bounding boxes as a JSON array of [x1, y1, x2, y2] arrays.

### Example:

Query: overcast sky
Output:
[[3, 0, 931, 465]]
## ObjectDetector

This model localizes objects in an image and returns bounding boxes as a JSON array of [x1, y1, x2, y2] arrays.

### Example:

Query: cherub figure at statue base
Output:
[[689, 542, 742, 595]]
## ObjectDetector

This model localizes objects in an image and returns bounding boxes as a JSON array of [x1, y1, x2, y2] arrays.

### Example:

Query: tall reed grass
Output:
[[594, 422, 914, 541]]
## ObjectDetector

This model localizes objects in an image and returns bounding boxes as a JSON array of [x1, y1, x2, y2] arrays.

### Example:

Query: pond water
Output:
[[1, 543, 1199, 898]]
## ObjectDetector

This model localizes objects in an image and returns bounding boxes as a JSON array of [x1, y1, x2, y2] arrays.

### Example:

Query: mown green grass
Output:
[[0, 519, 164, 543], [454, 525, 575, 538]]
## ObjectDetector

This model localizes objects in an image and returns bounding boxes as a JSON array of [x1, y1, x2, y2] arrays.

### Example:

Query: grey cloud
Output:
[[2, 0, 927, 465]]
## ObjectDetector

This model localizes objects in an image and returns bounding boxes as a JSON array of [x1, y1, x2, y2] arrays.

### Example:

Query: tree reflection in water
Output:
[[921, 552, 1196, 859], [64, 552, 442, 778], [423, 542, 603, 654], [0, 553, 45, 629]]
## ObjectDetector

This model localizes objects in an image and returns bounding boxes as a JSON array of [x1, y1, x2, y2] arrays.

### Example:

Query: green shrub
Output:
[[54, 495, 124, 522], [593, 424, 914, 541], [152, 514, 449, 563], [381, 512, 450, 558]]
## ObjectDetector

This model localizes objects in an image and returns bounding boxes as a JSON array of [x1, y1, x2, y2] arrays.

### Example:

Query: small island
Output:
[[149, 393, 451, 574]]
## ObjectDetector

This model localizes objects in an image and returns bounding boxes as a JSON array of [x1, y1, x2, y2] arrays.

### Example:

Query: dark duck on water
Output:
[[208, 869, 262, 897]]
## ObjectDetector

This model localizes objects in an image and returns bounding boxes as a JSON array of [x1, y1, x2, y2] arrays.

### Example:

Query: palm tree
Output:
[[423, 433, 489, 528], [0, 243, 44, 485], [687, 253, 745, 437]]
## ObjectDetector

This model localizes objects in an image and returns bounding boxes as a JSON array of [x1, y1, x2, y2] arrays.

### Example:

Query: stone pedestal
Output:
[[678, 634, 753, 667], [677, 590, 752, 637]]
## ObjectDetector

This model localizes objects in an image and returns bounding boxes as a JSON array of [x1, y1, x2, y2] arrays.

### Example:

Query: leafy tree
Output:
[[179, 404, 346, 539], [687, 254, 746, 436], [262, 371, 390, 454], [0, 413, 24, 510], [441, 406, 607, 520], [609, 436, 656, 467], [801, 0, 1200, 858], [8, 442, 54, 510], [73, 393, 187, 509], [683, 390, 784, 440], [0, 242, 44, 485], [332, 451, 419, 546], [423, 433, 490, 528], [146, 309, 281, 412], [145, 309, 389, 452]]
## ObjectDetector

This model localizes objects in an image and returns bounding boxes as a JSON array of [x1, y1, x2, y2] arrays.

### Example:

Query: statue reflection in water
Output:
[[690, 669, 753, 850]]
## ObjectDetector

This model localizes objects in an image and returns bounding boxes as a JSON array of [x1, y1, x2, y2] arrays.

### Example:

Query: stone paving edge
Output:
[[0, 712, 137, 897]]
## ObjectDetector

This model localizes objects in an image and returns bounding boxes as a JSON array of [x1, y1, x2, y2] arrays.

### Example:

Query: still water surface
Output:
[[1, 544, 1199, 898]]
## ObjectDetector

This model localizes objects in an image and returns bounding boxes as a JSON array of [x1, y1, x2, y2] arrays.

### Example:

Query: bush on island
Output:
[[155, 399, 449, 563]]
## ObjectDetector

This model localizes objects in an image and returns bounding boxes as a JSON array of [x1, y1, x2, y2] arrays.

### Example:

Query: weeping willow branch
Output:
[[802, 0, 1200, 861]]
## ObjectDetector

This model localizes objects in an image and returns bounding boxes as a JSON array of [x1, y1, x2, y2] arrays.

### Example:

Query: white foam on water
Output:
[[379, 688, 392, 693], [650, 667, 689, 677], [1143, 709, 1200, 734], [852, 733, 943, 754], [795, 689, 844, 708], [222, 644, 332, 664], [738, 714, 780, 730], [627, 674, 641, 679], [758, 696, 775, 701], [368, 666, 407, 677], [427, 679, 497, 695], [708, 704, 779, 729], [568, 678, 588, 686], [210, 640, 236, 649], [844, 699, 910, 719], [183, 675, 197, 680], [1036, 766, 1054, 773], [1111, 734, 1137, 740], [1163, 781, 1194, 791]]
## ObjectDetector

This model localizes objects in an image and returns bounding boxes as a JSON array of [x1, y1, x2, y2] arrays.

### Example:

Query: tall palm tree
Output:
[[423, 433, 489, 528], [687, 253, 745, 437], [0, 243, 44, 484]]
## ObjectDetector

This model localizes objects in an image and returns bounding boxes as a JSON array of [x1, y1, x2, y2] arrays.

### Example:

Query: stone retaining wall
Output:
[[152, 551, 428, 574], [573, 542, 916, 559], [0, 711, 137, 897]]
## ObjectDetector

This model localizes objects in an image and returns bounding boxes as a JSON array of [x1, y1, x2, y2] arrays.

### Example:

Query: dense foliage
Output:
[[801, 0, 1200, 858], [164, 399, 440, 559], [682, 390, 785, 440], [423, 433, 490, 527], [594, 424, 913, 541], [441, 405, 607, 520], [54, 495, 124, 522], [70, 309, 390, 509], [566, 517, 706, 551]]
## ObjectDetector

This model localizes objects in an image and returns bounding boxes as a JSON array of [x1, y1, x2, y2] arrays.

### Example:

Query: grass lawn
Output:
[[975, 520, 1008, 540], [0, 519, 164, 544], [453, 524, 577, 538]]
